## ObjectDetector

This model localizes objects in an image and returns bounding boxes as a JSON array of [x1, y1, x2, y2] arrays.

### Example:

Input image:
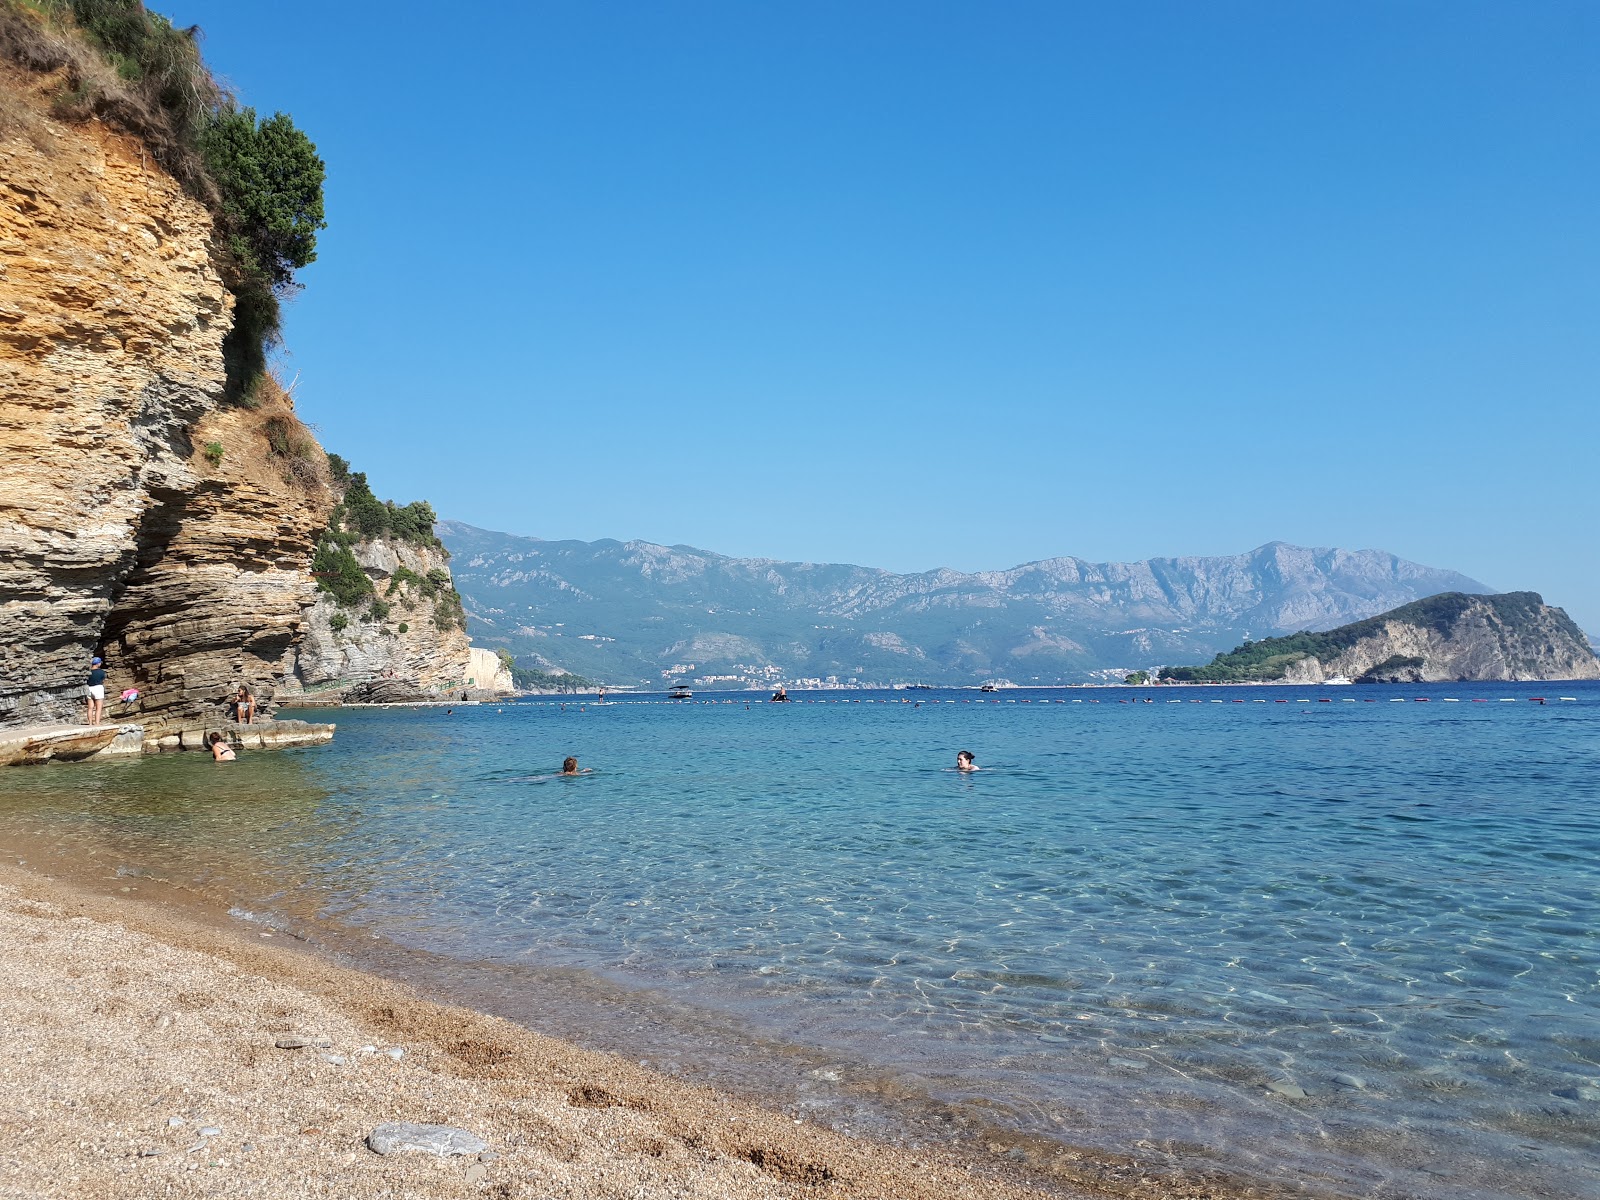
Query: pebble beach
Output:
[[0, 862, 1138, 1200]]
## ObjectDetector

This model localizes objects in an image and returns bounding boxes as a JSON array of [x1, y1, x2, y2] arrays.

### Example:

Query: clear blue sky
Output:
[[181, 1, 1598, 629]]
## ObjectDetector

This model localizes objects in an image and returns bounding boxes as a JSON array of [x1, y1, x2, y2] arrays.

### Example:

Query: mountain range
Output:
[[438, 522, 1494, 687]]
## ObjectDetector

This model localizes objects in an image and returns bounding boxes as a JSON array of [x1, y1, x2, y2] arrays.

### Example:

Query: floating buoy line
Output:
[[515, 694, 1580, 708]]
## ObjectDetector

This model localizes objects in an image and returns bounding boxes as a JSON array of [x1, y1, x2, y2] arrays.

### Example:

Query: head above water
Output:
[[562, 756, 579, 774], [956, 750, 977, 771], [208, 732, 222, 746]]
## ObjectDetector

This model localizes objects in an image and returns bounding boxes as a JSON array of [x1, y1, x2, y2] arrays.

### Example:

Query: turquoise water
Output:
[[1, 682, 1597, 1198]]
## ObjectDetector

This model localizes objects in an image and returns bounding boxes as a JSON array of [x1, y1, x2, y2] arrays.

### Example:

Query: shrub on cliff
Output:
[[313, 457, 445, 606], [333, 469, 440, 546], [311, 536, 371, 608]]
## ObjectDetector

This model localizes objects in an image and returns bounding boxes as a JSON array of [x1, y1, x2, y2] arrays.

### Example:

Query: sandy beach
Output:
[[0, 861, 1058, 1200], [0, 855, 1308, 1200]]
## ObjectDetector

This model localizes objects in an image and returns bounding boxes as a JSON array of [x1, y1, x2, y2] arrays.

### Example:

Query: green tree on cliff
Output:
[[198, 105, 326, 384], [199, 106, 325, 294]]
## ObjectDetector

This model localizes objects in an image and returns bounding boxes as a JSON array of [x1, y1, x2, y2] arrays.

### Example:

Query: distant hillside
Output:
[[438, 523, 1494, 686], [1160, 592, 1600, 683]]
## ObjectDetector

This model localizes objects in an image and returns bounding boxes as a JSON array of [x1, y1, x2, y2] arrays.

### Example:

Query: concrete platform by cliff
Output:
[[1, 718, 335, 764], [145, 718, 336, 754], [0, 723, 145, 766]]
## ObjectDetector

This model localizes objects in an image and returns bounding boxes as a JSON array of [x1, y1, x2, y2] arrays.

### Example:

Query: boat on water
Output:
[[667, 685, 693, 700], [1322, 676, 1354, 686], [979, 683, 998, 693], [901, 683, 933, 691]]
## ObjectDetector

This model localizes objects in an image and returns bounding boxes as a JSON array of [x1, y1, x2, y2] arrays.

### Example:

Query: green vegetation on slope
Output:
[[325, 455, 439, 546], [314, 455, 458, 622], [2, 0, 326, 393], [1158, 592, 1545, 682], [510, 664, 595, 693]]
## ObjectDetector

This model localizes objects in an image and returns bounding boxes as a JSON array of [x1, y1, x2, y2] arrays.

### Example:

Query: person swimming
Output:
[[562, 756, 593, 776], [208, 732, 236, 762], [955, 749, 978, 772]]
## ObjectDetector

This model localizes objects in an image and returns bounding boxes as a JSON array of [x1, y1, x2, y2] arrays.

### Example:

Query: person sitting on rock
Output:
[[233, 685, 255, 724], [208, 732, 236, 762]]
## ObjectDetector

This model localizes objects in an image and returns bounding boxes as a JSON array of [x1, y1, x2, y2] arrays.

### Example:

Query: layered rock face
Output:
[[285, 538, 502, 701], [1281, 594, 1600, 683], [0, 66, 332, 739]]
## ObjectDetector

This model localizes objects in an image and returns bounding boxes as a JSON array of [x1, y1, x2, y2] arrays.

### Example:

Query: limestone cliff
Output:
[[285, 536, 489, 702], [0, 60, 334, 739], [1282, 593, 1600, 683], [467, 646, 513, 693]]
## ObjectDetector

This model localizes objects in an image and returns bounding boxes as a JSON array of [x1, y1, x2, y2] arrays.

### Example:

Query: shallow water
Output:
[[1, 682, 1597, 1198]]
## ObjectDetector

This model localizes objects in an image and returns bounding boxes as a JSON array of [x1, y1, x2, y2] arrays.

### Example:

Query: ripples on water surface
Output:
[[1, 682, 1597, 1198]]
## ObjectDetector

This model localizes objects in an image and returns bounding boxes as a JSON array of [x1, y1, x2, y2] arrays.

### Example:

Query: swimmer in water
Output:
[[562, 756, 593, 776], [208, 732, 236, 762], [955, 749, 978, 772]]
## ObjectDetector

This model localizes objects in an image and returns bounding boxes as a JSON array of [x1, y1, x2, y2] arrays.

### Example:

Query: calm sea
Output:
[[1, 682, 1596, 1199]]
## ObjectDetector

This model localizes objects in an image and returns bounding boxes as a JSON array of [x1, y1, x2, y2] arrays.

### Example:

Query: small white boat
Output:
[[1322, 676, 1354, 686]]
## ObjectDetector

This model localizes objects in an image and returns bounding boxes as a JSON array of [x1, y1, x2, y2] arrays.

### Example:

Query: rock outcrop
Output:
[[284, 537, 487, 702], [1280, 593, 1600, 683], [0, 62, 334, 742], [466, 646, 512, 693]]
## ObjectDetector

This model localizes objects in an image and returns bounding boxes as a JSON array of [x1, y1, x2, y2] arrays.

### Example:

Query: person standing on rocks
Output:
[[85, 656, 106, 726]]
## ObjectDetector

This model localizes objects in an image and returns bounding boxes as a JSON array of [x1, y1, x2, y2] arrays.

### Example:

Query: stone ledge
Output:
[[146, 718, 336, 754], [0, 723, 143, 766]]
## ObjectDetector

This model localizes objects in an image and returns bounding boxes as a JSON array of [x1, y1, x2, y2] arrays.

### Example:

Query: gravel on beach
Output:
[[0, 865, 1084, 1200]]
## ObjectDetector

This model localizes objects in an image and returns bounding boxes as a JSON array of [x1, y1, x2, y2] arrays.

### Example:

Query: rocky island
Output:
[[1159, 592, 1600, 683]]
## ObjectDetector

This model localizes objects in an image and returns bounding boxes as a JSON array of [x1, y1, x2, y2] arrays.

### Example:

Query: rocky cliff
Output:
[[1165, 593, 1600, 683], [0, 59, 334, 739], [466, 646, 513, 693], [285, 535, 489, 703], [1282, 593, 1600, 683]]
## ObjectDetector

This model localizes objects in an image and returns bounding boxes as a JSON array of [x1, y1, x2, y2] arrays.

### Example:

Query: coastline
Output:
[[0, 856, 1057, 1200], [0, 846, 1329, 1200]]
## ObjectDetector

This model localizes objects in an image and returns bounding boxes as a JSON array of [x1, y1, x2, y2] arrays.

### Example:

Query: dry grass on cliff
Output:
[[0, 1, 217, 200], [193, 373, 334, 506]]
